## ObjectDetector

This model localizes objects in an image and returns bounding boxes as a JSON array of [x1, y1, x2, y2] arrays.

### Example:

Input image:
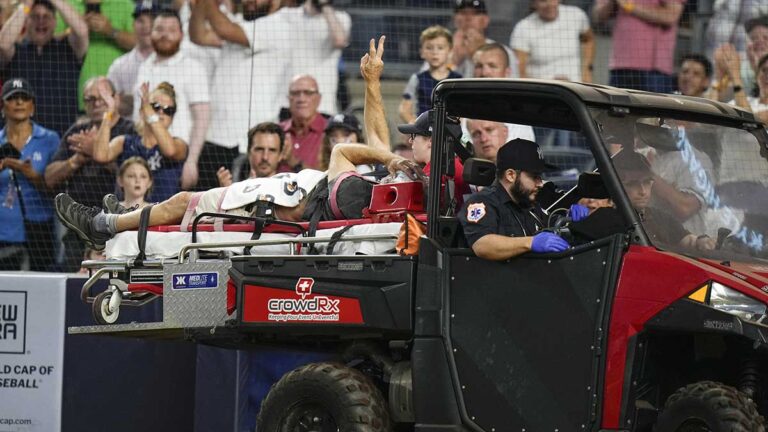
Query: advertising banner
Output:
[[0, 273, 66, 432]]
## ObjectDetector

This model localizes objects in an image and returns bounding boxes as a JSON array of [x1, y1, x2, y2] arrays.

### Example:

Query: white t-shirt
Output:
[[280, 7, 351, 114], [178, 1, 221, 84], [133, 51, 211, 144], [510, 5, 589, 81], [107, 48, 150, 94], [207, 9, 292, 152]]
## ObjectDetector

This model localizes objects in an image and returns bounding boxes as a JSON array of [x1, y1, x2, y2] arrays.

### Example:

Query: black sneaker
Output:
[[55, 193, 113, 251]]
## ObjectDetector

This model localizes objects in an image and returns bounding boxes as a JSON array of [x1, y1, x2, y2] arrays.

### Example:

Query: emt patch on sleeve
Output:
[[466, 203, 486, 223]]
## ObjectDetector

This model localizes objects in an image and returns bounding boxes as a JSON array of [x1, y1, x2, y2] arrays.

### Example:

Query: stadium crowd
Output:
[[0, 0, 767, 271]]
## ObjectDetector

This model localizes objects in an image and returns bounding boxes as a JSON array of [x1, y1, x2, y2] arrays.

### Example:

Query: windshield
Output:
[[591, 108, 768, 264]]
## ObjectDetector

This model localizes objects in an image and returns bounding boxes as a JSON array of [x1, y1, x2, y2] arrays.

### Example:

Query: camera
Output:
[[0, 144, 21, 160], [310, 0, 332, 9]]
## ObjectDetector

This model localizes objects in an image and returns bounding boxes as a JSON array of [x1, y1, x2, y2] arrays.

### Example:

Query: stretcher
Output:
[[72, 181, 426, 331]]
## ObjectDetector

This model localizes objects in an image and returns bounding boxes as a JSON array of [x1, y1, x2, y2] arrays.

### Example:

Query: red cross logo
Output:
[[295, 277, 314, 298]]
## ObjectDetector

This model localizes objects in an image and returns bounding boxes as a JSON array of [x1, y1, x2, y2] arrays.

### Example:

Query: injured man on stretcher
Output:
[[55, 36, 420, 252]]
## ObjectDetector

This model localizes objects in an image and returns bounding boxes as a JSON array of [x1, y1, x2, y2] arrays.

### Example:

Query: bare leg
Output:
[[115, 192, 193, 232]]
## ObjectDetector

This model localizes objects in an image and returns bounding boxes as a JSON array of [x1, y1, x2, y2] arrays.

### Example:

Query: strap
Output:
[[180, 192, 204, 232], [325, 225, 354, 255], [136, 205, 154, 262], [445, 178, 456, 216], [329, 171, 364, 220], [243, 217, 267, 255], [213, 186, 229, 232]]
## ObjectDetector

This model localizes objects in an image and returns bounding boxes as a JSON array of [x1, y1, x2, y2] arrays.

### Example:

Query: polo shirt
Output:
[[607, 0, 686, 75], [52, 116, 134, 207], [0, 123, 59, 243], [280, 114, 327, 170], [134, 51, 210, 144], [206, 9, 292, 153], [107, 48, 151, 95], [57, 0, 135, 109], [403, 69, 462, 117], [280, 7, 351, 114], [2, 38, 81, 136], [458, 182, 546, 248]]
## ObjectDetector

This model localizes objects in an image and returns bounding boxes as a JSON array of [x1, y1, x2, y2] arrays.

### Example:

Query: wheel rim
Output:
[[676, 418, 713, 432], [99, 294, 118, 323], [280, 402, 339, 432]]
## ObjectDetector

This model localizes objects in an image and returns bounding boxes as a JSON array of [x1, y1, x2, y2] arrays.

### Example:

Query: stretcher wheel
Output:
[[93, 291, 119, 324]]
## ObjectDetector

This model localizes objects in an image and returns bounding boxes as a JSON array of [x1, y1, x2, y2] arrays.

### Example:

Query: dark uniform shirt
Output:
[[458, 182, 547, 248]]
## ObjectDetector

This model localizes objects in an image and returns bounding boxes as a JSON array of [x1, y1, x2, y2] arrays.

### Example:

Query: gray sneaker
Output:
[[55, 193, 113, 251], [102, 194, 138, 215]]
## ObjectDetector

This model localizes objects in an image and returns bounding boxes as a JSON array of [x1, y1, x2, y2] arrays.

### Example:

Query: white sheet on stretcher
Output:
[[105, 223, 402, 259]]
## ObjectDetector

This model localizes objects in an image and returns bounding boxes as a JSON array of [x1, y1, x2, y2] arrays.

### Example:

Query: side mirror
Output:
[[463, 158, 496, 187]]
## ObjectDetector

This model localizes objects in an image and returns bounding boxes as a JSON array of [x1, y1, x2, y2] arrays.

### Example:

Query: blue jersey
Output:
[[403, 69, 462, 116], [119, 134, 183, 202], [0, 123, 59, 243]]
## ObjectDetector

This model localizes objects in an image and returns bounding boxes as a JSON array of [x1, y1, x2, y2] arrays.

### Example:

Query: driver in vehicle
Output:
[[570, 151, 716, 252], [458, 138, 576, 260]]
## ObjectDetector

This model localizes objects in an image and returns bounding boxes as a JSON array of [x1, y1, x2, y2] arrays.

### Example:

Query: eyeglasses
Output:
[[289, 89, 319, 98], [83, 94, 114, 105], [4, 94, 32, 102], [151, 102, 176, 116]]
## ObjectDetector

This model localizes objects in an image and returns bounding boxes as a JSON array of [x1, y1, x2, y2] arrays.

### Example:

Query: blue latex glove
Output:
[[531, 232, 570, 253], [569, 204, 590, 222]]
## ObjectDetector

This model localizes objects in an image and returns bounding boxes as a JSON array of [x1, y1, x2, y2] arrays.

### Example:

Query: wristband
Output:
[[110, 28, 119, 39], [103, 111, 114, 121], [20, 5, 30, 14], [621, 1, 635, 13], [696, 234, 710, 241], [733, 84, 744, 93]]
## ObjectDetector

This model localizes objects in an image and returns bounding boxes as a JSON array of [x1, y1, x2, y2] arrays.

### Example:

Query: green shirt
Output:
[[56, 0, 135, 110]]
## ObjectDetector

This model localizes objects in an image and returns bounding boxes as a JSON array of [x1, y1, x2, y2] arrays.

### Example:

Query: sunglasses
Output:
[[408, 133, 431, 141], [151, 102, 176, 117], [4, 93, 32, 102]]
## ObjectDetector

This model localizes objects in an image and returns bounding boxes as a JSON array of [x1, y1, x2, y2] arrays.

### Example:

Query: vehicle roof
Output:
[[433, 78, 758, 125]]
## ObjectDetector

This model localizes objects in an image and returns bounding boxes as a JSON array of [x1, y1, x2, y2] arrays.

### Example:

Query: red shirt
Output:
[[424, 156, 470, 209], [280, 114, 328, 170]]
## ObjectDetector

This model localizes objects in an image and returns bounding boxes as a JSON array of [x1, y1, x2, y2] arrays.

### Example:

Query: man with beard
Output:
[[108, 1, 158, 116], [189, 0, 292, 190], [216, 122, 284, 186], [459, 138, 571, 260], [134, 10, 210, 190], [45, 76, 135, 270], [0, 0, 89, 136]]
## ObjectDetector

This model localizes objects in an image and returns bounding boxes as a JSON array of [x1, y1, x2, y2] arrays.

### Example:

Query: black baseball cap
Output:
[[496, 139, 558, 173], [397, 111, 432, 136], [2, 78, 34, 101], [325, 113, 362, 136], [576, 172, 609, 199], [133, 0, 160, 17], [612, 149, 651, 175], [454, 0, 487, 13]]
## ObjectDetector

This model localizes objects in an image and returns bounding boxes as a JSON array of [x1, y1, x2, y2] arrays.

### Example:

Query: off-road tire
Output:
[[257, 361, 391, 432], [656, 381, 766, 432]]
